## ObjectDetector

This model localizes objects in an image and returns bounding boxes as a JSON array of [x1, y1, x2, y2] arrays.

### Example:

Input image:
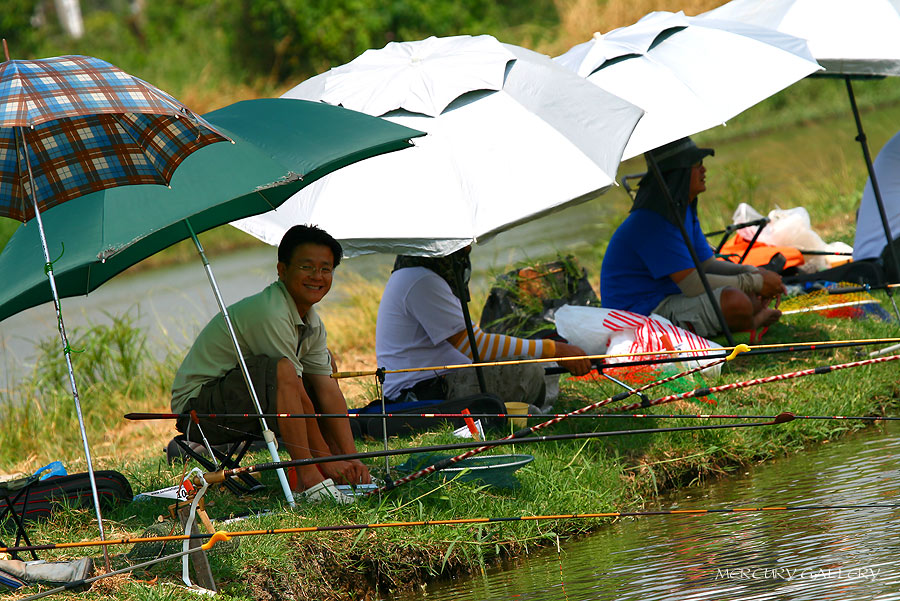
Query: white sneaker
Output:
[[296, 478, 355, 505]]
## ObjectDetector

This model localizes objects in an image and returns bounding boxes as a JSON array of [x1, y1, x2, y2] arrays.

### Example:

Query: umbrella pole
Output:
[[453, 258, 487, 393], [16, 127, 111, 571], [644, 151, 736, 346], [844, 76, 900, 327], [183, 220, 296, 508]]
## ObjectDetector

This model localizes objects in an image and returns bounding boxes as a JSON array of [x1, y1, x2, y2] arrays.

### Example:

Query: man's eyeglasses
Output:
[[294, 264, 334, 276]]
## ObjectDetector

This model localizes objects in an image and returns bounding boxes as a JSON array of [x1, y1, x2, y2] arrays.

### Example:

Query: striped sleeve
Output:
[[451, 325, 556, 361]]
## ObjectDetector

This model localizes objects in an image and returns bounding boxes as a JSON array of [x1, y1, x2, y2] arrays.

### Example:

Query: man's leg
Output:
[[720, 288, 781, 332], [275, 358, 332, 490], [655, 287, 780, 337]]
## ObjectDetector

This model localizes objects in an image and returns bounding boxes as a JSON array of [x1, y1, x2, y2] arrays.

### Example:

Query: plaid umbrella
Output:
[[0, 54, 227, 221], [0, 50, 227, 564]]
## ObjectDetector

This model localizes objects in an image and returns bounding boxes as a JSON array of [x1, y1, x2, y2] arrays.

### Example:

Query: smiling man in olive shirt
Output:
[[171, 225, 369, 502]]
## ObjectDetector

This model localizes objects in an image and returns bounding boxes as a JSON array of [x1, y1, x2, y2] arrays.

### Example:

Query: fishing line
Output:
[[202, 415, 793, 488], [127, 411, 900, 422]]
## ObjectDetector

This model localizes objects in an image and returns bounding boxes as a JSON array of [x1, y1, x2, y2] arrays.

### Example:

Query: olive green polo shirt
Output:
[[171, 280, 332, 414]]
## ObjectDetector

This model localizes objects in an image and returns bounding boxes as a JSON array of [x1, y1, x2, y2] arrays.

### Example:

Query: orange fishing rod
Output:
[[6, 501, 900, 556]]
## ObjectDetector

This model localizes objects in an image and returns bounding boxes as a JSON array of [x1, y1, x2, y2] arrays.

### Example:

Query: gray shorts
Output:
[[444, 361, 547, 407], [177, 355, 281, 445], [652, 288, 727, 338]]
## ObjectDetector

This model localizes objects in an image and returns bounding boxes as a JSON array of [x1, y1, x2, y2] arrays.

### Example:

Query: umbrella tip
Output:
[[2, 39, 9, 61], [592, 32, 603, 41]]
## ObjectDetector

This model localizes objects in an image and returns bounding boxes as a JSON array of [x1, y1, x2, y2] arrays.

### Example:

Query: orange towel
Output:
[[717, 236, 805, 269]]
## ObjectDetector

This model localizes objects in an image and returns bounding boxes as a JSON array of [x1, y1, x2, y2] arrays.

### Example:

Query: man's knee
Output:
[[720, 287, 753, 329], [276, 358, 302, 394]]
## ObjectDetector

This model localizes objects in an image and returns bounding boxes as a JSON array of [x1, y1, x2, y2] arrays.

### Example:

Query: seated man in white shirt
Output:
[[375, 247, 591, 409]]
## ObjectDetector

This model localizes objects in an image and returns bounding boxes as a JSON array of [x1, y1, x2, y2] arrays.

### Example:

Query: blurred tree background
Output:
[[3, 0, 562, 112], [3, 0, 900, 250]]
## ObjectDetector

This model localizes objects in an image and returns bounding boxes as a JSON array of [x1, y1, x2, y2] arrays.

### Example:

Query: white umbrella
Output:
[[232, 34, 643, 257], [698, 0, 900, 325], [701, 0, 900, 76], [321, 35, 516, 117], [554, 10, 822, 160]]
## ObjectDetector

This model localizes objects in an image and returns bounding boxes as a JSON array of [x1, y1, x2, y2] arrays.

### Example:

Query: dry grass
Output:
[[537, 0, 728, 56]]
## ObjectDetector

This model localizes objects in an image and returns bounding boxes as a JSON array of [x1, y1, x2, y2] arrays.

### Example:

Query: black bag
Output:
[[784, 259, 885, 287], [0, 470, 132, 525], [479, 256, 599, 338], [349, 394, 508, 439], [880, 235, 900, 282]]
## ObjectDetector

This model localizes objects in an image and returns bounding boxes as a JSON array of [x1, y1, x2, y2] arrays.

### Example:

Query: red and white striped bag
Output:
[[555, 305, 723, 376]]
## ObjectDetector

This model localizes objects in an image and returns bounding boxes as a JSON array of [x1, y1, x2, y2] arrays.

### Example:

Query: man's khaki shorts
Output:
[[652, 287, 727, 338], [177, 355, 281, 445]]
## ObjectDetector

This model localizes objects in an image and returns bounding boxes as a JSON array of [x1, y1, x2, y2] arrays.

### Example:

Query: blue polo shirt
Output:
[[600, 207, 713, 315]]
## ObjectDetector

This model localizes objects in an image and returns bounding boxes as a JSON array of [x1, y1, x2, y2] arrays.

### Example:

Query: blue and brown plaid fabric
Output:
[[0, 55, 226, 222]]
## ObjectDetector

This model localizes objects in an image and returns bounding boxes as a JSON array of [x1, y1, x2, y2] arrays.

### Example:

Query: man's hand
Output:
[[758, 268, 786, 297], [319, 459, 371, 485], [554, 341, 592, 376]]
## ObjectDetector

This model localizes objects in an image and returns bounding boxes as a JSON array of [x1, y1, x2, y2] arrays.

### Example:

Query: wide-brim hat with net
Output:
[[648, 137, 714, 171]]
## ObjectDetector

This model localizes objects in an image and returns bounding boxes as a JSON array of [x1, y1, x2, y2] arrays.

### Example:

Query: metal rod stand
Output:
[[453, 256, 487, 393], [16, 126, 110, 571], [845, 76, 900, 324]]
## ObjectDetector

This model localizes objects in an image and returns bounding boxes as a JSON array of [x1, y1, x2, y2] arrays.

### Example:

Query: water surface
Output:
[[389, 420, 900, 601]]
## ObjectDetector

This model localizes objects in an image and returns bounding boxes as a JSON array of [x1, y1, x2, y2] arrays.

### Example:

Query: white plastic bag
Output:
[[555, 305, 722, 377], [732, 203, 850, 272]]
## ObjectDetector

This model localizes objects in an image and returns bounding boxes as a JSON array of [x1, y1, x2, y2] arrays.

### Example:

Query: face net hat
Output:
[[648, 137, 714, 171]]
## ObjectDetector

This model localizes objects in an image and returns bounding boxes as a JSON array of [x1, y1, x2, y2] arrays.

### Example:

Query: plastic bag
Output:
[[733, 203, 851, 272], [555, 305, 722, 377]]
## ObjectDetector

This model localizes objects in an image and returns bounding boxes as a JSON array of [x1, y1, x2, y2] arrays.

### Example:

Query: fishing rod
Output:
[[6, 500, 899, 557], [607, 353, 900, 415], [203, 414, 792, 488], [365, 348, 744, 493], [125, 347, 739, 461], [780, 299, 881, 315], [154, 352, 898, 493], [126, 411, 900, 422], [373, 351, 900, 493], [828, 283, 900, 294], [542, 336, 900, 376], [15, 532, 232, 601], [332, 337, 900, 379]]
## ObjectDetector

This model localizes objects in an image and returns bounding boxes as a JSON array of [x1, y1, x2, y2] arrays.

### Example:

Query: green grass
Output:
[[2, 294, 898, 599]]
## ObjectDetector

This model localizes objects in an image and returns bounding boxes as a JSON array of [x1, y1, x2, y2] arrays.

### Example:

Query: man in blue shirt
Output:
[[601, 138, 783, 337]]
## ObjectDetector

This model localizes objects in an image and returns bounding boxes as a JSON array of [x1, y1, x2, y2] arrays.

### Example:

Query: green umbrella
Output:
[[0, 97, 423, 321], [0, 96, 423, 507]]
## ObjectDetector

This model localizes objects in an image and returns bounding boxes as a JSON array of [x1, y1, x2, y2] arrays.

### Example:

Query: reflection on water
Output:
[[389, 421, 900, 601]]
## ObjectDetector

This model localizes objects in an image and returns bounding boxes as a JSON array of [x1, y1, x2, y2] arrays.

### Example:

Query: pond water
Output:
[[387, 420, 900, 601]]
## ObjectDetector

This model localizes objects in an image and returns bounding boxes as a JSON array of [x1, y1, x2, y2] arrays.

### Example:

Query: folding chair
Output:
[[168, 432, 266, 496], [0, 474, 43, 560]]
